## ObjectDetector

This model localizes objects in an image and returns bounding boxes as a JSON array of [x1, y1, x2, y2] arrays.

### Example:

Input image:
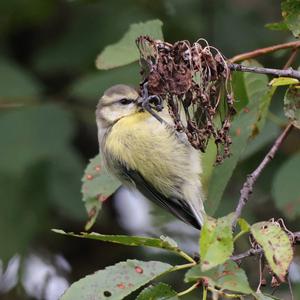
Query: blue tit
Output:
[[96, 84, 205, 229]]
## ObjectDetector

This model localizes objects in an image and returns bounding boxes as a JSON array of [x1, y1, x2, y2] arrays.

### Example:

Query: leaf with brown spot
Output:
[[284, 84, 300, 129], [199, 214, 234, 271], [251, 222, 293, 281], [82, 154, 121, 230], [61, 260, 173, 300], [185, 260, 253, 295]]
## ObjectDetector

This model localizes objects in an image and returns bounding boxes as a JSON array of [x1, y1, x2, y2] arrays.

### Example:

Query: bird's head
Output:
[[96, 84, 140, 127]]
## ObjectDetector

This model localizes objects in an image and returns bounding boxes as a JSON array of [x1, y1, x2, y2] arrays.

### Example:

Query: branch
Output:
[[228, 63, 300, 80], [232, 124, 294, 227], [230, 41, 300, 63]]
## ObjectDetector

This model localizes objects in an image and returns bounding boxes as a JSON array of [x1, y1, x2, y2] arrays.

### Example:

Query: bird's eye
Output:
[[119, 98, 133, 105]]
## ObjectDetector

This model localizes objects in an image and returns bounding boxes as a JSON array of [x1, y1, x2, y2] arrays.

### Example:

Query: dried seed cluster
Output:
[[136, 36, 236, 163]]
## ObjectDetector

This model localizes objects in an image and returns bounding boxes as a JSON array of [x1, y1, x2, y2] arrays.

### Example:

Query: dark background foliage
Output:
[[0, 1, 299, 299]]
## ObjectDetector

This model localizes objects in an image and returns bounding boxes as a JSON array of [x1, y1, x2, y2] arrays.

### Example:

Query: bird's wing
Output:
[[115, 161, 201, 230]]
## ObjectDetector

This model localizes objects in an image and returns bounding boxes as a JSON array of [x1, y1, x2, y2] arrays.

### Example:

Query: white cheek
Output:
[[101, 106, 122, 123]]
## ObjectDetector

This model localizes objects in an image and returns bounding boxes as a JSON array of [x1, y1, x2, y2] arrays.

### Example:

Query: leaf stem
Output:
[[175, 249, 197, 264], [233, 230, 247, 242], [177, 282, 199, 297], [170, 262, 196, 272], [202, 285, 207, 300], [230, 41, 300, 63], [207, 287, 243, 299]]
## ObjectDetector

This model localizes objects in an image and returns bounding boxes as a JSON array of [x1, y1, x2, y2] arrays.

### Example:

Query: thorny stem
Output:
[[230, 41, 300, 63], [228, 63, 300, 80], [232, 123, 294, 227], [177, 282, 199, 297]]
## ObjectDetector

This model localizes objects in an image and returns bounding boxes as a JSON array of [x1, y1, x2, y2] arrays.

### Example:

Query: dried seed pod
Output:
[[137, 36, 236, 164]]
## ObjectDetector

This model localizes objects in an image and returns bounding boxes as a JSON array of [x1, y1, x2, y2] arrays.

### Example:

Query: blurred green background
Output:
[[0, 0, 300, 299]]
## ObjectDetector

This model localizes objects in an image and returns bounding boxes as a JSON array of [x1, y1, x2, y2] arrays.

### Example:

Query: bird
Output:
[[96, 84, 205, 229]]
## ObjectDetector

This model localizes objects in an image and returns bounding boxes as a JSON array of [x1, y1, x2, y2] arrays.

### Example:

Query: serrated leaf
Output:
[[281, 0, 300, 37], [269, 77, 299, 87], [272, 154, 300, 219], [81, 154, 121, 229], [251, 222, 293, 281], [185, 260, 252, 295], [136, 283, 178, 300], [206, 60, 274, 215], [200, 214, 234, 271], [284, 85, 300, 128], [96, 19, 163, 70], [52, 230, 182, 253], [61, 260, 173, 300]]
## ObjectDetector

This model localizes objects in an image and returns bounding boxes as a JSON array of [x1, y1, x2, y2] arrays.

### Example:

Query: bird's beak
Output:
[[136, 96, 144, 107]]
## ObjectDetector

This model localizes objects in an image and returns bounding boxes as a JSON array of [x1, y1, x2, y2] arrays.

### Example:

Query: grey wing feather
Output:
[[116, 162, 201, 230]]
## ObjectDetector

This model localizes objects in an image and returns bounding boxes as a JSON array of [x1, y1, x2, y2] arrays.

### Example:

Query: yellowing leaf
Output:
[[269, 77, 299, 87], [284, 85, 300, 129], [251, 222, 293, 281], [200, 214, 234, 271]]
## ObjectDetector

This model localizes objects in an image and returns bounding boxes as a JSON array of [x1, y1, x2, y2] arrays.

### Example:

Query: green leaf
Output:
[[0, 58, 42, 104], [269, 77, 299, 87], [0, 104, 75, 175], [284, 85, 300, 129], [234, 218, 250, 241], [136, 283, 178, 300], [281, 0, 300, 37], [272, 154, 300, 219], [61, 260, 173, 300], [206, 60, 274, 215], [237, 218, 250, 233], [47, 150, 85, 220], [242, 121, 280, 160], [81, 154, 120, 230], [254, 292, 281, 300], [70, 63, 140, 102], [185, 260, 252, 295], [0, 104, 79, 261], [52, 230, 182, 253], [265, 21, 289, 31], [96, 19, 163, 70], [251, 222, 293, 281], [199, 214, 234, 271]]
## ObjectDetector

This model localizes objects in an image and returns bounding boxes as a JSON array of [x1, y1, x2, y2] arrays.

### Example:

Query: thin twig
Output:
[[231, 248, 263, 261], [230, 41, 300, 63], [228, 63, 300, 80], [232, 124, 294, 227], [288, 275, 294, 300], [283, 48, 298, 70]]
